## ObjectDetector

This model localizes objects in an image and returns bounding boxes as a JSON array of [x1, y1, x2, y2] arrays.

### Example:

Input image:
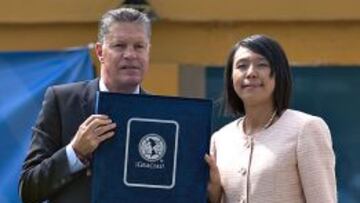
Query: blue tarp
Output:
[[0, 47, 95, 203]]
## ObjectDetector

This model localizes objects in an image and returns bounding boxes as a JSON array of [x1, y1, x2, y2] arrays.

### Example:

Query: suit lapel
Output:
[[81, 78, 99, 120]]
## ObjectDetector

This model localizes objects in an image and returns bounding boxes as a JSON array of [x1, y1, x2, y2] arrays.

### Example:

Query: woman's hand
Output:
[[205, 154, 222, 203]]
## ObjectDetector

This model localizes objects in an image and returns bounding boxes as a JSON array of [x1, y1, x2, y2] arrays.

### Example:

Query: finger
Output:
[[204, 154, 212, 165], [96, 123, 117, 136], [87, 118, 113, 133], [210, 144, 217, 162], [204, 154, 211, 163], [205, 154, 217, 168], [97, 131, 115, 142], [83, 114, 109, 126]]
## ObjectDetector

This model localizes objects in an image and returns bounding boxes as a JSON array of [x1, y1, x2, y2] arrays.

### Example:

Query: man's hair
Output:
[[224, 34, 292, 116], [98, 8, 151, 43]]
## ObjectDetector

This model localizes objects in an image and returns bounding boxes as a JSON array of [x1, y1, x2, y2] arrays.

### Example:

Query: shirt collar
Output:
[[99, 78, 140, 94]]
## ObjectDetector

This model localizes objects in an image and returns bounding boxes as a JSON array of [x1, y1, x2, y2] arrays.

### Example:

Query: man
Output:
[[19, 8, 151, 203]]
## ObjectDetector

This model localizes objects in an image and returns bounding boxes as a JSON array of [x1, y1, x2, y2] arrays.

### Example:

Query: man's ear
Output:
[[95, 42, 104, 63]]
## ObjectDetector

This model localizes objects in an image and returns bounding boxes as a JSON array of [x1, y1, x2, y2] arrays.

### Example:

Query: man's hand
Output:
[[70, 114, 116, 160]]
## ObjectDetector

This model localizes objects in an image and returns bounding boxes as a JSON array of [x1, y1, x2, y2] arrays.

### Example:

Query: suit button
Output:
[[239, 167, 247, 176]]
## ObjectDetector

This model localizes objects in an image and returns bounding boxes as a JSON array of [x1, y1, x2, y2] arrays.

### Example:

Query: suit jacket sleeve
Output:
[[297, 117, 337, 203], [19, 87, 80, 203]]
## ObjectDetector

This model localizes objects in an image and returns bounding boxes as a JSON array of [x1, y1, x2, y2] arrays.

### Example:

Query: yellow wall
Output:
[[142, 63, 178, 96], [149, 0, 360, 21], [2, 21, 359, 65], [151, 21, 360, 65], [2, 0, 360, 22], [0, 1, 119, 23], [0, 23, 97, 50]]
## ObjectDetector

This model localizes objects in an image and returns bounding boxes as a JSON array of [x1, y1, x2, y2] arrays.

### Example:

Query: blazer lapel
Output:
[[81, 78, 99, 120]]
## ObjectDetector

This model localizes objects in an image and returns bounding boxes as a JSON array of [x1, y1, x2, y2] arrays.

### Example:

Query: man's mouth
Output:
[[120, 65, 140, 70]]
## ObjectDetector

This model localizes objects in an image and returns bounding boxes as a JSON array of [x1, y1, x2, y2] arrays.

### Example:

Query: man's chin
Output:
[[121, 78, 142, 88]]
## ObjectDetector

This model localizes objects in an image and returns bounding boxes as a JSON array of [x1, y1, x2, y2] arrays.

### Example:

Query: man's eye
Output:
[[135, 44, 145, 49], [114, 44, 126, 48]]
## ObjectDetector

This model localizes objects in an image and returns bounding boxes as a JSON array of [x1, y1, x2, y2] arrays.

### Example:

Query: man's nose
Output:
[[123, 46, 136, 59]]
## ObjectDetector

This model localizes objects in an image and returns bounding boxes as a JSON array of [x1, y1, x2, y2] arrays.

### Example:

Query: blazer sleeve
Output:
[[296, 117, 337, 203], [19, 87, 79, 203]]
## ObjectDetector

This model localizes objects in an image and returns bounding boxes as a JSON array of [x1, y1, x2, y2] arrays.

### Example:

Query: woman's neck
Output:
[[243, 103, 276, 135]]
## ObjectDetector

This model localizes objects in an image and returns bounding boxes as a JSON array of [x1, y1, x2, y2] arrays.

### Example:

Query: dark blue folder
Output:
[[92, 92, 213, 203]]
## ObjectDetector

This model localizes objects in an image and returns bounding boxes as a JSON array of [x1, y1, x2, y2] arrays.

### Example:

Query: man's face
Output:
[[96, 22, 150, 92]]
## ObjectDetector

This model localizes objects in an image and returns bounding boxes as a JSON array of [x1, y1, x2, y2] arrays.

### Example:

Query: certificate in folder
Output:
[[92, 92, 213, 203]]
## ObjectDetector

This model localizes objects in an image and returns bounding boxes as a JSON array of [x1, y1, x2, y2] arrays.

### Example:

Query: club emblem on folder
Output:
[[138, 133, 167, 162], [123, 117, 179, 189]]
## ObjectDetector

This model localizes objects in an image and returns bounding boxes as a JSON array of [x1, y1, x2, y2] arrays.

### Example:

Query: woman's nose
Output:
[[245, 64, 257, 78]]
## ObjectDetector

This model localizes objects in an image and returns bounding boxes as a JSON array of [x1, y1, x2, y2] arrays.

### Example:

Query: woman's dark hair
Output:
[[223, 34, 292, 116]]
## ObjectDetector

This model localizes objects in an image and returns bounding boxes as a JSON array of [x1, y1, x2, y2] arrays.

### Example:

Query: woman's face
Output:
[[232, 46, 275, 106]]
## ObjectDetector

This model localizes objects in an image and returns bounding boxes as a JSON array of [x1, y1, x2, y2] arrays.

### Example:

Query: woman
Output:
[[206, 35, 337, 203]]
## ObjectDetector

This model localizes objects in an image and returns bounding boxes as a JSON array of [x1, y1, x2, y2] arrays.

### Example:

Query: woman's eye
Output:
[[236, 64, 247, 69], [258, 63, 269, 68]]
